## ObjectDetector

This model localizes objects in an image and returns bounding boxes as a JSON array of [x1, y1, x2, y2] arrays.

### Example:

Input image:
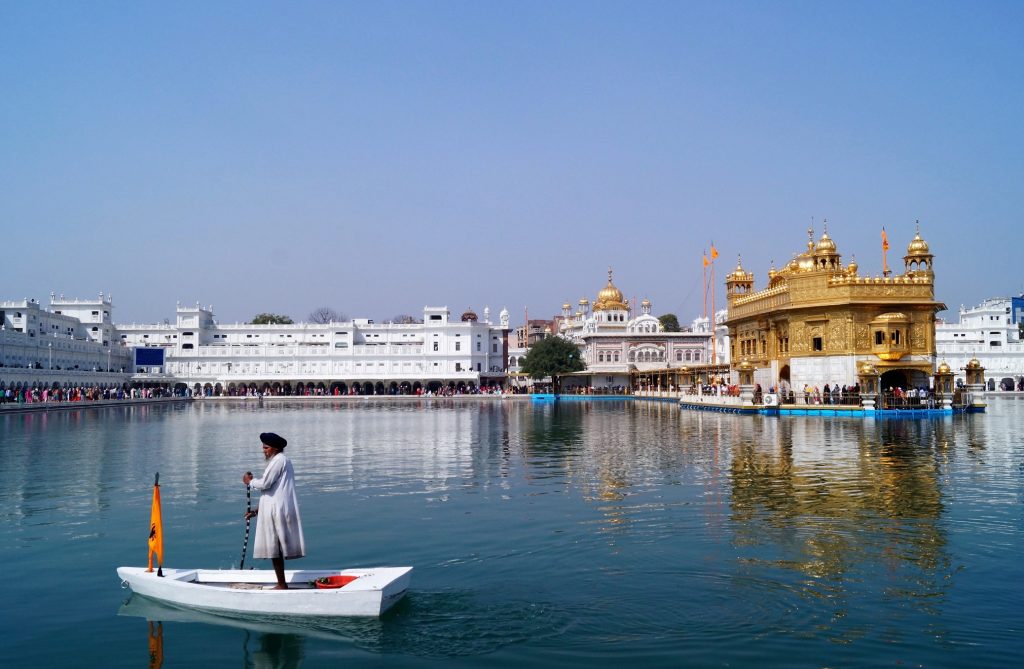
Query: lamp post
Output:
[[48, 342, 52, 370], [106, 348, 111, 373]]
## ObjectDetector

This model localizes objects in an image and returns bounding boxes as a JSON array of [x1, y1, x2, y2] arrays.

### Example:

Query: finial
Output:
[[823, 218, 828, 235], [915, 219, 920, 234], [607, 267, 613, 283]]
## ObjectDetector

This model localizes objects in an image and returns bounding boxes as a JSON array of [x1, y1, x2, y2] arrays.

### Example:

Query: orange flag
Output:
[[710, 242, 719, 260], [703, 253, 710, 268], [147, 474, 163, 574], [148, 621, 164, 669], [881, 227, 889, 251]]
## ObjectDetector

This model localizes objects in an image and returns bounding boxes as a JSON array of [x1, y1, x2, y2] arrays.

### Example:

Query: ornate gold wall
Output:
[[724, 227, 944, 384]]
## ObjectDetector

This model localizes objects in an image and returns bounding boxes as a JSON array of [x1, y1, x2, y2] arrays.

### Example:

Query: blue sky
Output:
[[2, 1, 1022, 326]]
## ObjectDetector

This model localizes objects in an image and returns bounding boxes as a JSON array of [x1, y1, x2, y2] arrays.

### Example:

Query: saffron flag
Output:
[[710, 243, 719, 260], [703, 253, 710, 268], [148, 621, 164, 669], [147, 474, 163, 573], [881, 227, 889, 251]]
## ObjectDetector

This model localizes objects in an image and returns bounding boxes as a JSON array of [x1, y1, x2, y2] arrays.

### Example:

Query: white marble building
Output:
[[1, 294, 133, 391], [557, 270, 718, 391], [117, 303, 511, 395], [2, 294, 511, 395], [936, 295, 1024, 389]]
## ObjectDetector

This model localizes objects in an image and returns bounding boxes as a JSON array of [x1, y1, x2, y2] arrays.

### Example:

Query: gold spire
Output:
[[593, 267, 627, 312], [906, 220, 930, 256]]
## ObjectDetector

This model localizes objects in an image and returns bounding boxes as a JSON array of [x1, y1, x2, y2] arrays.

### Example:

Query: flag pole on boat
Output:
[[147, 473, 164, 577]]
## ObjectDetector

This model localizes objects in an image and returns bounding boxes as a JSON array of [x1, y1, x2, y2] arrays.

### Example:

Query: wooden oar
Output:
[[239, 477, 252, 569]]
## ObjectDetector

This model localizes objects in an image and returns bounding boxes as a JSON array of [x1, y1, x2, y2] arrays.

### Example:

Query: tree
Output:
[[658, 313, 680, 332], [392, 314, 422, 324], [308, 307, 346, 324], [520, 336, 586, 394], [250, 313, 294, 324]]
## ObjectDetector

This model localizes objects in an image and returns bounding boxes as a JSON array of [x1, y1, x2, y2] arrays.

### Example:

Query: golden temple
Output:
[[724, 225, 945, 392]]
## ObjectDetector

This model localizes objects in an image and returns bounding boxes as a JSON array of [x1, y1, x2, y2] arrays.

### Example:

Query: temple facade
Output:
[[724, 226, 945, 394], [558, 269, 717, 392]]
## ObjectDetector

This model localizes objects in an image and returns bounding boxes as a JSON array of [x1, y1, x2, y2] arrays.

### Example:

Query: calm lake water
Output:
[[1, 397, 1022, 668]]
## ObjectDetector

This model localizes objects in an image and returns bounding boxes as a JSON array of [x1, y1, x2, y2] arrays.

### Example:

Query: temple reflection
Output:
[[728, 417, 955, 636]]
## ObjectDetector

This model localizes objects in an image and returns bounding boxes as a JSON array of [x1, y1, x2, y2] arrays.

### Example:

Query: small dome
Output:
[[906, 230, 930, 256], [815, 230, 837, 254], [578, 297, 589, 306], [641, 298, 651, 307], [726, 257, 751, 283], [858, 362, 878, 375], [874, 311, 909, 322], [593, 268, 628, 312], [937, 361, 952, 374], [847, 259, 859, 274], [965, 358, 982, 369], [460, 308, 478, 322], [562, 302, 571, 311]]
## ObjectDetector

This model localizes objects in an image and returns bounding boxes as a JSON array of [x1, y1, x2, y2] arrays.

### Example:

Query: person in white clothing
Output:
[[242, 432, 306, 589]]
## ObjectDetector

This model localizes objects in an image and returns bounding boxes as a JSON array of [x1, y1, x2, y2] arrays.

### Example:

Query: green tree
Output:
[[520, 336, 585, 394], [658, 313, 681, 332], [250, 313, 294, 324]]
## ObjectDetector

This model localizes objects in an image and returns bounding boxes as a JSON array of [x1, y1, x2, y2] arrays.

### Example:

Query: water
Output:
[[1, 398, 1022, 667]]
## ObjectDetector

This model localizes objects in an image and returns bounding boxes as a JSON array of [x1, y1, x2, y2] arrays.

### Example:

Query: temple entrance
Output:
[[880, 370, 908, 393]]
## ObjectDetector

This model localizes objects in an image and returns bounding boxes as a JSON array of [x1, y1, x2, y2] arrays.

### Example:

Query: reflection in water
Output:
[[122, 595, 309, 667], [3, 399, 1022, 667], [249, 633, 305, 669], [728, 417, 954, 641]]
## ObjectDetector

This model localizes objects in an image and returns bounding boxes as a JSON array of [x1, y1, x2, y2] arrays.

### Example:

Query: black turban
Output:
[[259, 432, 287, 450]]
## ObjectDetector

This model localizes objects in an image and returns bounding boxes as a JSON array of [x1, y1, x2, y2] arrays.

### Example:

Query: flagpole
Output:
[[710, 255, 717, 365], [702, 251, 709, 319], [882, 227, 890, 277]]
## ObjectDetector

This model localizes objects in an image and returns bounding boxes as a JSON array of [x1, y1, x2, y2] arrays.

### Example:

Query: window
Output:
[[813, 337, 823, 351], [477, 342, 481, 351], [433, 342, 439, 352], [875, 331, 884, 345], [492, 343, 498, 353], [455, 342, 461, 351]]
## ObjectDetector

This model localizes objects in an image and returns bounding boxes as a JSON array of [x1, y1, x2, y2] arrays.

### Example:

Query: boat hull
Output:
[[117, 566, 412, 617]]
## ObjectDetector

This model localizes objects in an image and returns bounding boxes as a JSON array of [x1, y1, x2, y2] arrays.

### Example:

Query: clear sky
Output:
[[2, 1, 1022, 326]]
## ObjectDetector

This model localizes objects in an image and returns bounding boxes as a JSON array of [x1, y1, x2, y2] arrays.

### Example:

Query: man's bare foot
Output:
[[273, 584, 288, 590]]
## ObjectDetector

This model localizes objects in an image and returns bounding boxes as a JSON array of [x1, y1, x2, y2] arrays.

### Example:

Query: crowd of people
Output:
[[0, 385, 177, 405]]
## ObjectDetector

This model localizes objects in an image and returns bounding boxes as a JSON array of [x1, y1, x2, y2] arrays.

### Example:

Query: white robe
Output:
[[251, 452, 306, 560]]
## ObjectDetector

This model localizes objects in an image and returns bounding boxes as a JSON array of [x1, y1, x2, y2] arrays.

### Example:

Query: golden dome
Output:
[[578, 297, 589, 306], [562, 302, 571, 311], [965, 358, 982, 369], [641, 298, 651, 307], [906, 230, 930, 256], [726, 256, 752, 282], [593, 268, 627, 312], [815, 230, 837, 254], [847, 259, 859, 275], [874, 311, 909, 322], [937, 361, 952, 374]]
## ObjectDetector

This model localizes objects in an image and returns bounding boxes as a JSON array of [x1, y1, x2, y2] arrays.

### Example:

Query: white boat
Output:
[[116, 566, 412, 618]]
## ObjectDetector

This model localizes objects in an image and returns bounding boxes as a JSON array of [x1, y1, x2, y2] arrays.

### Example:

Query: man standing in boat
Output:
[[242, 432, 306, 589]]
